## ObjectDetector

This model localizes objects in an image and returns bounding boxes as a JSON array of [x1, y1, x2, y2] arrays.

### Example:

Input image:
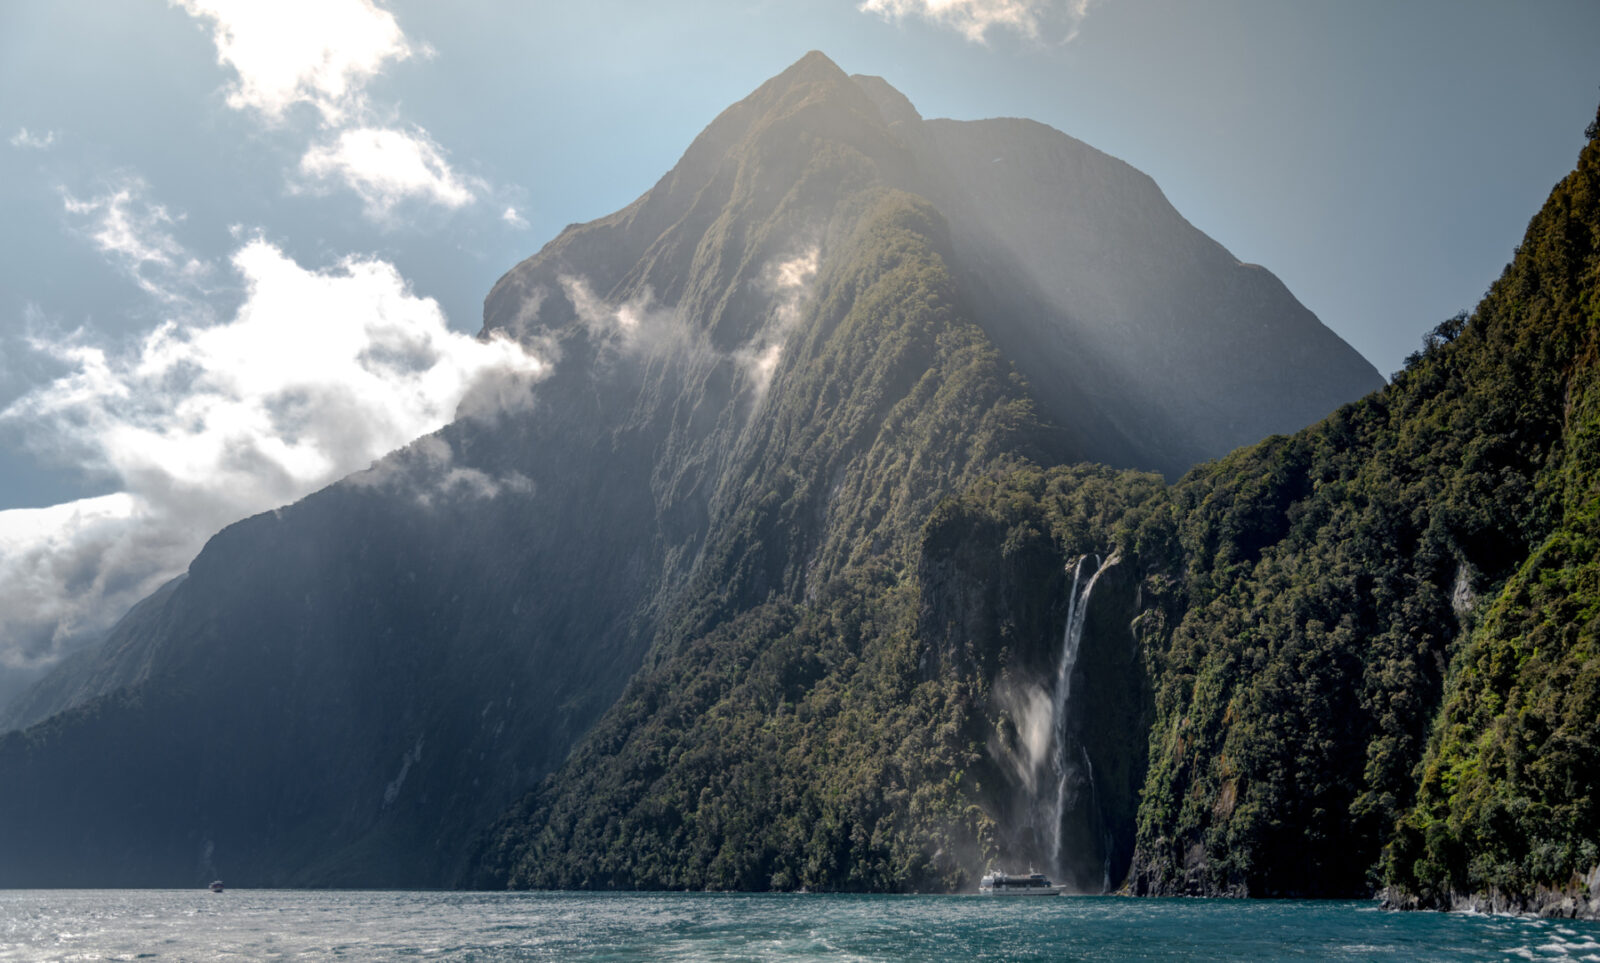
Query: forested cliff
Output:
[[5, 54, 1592, 916], [481, 100, 1600, 915], [1122, 105, 1600, 913]]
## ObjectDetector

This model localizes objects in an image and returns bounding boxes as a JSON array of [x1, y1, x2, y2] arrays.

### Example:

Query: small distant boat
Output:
[[209, 880, 224, 893], [978, 871, 1062, 896]]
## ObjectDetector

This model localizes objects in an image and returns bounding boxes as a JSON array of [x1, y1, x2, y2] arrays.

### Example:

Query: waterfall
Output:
[[1083, 747, 1112, 894], [1045, 552, 1119, 878]]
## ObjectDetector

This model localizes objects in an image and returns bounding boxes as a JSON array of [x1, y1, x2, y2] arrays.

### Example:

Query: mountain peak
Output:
[[485, 53, 1379, 474], [785, 50, 846, 79], [745, 50, 854, 104], [746, 49, 867, 115]]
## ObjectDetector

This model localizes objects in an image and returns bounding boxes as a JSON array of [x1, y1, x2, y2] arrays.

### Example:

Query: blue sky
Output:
[[0, 0, 1597, 689]]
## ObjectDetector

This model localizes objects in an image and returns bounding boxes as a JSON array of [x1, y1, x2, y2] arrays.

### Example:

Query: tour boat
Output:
[[978, 871, 1062, 895], [209, 880, 224, 893]]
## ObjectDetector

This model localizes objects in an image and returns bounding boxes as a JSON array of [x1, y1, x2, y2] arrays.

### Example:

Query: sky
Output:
[[0, 0, 1597, 697]]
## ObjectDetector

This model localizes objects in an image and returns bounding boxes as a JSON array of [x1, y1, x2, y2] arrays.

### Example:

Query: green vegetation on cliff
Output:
[[1386, 110, 1600, 909], [1130, 108, 1600, 904], [474, 182, 1165, 890], [476, 461, 1168, 891], [481, 107, 1600, 907], [478, 579, 980, 891]]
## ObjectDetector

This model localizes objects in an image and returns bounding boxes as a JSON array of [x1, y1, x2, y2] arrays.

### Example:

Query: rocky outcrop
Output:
[[1381, 866, 1600, 920]]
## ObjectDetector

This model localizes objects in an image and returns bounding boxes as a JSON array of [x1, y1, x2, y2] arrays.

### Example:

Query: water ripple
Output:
[[1, 891, 1597, 961]]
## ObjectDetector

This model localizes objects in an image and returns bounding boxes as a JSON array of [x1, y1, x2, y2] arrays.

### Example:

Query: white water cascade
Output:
[[1044, 552, 1119, 880]]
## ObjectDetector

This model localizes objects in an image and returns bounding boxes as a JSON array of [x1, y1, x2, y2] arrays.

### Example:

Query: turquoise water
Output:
[[3, 890, 1599, 961]]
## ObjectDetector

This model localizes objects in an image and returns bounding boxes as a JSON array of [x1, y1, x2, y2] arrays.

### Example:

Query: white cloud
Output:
[[0, 237, 545, 672], [63, 179, 212, 304], [174, 0, 482, 220], [10, 128, 58, 150], [502, 206, 529, 229], [300, 126, 478, 218], [559, 275, 693, 355], [738, 342, 784, 395], [859, 0, 1100, 43], [173, 0, 414, 125], [554, 245, 820, 400], [347, 434, 533, 506], [734, 246, 819, 397]]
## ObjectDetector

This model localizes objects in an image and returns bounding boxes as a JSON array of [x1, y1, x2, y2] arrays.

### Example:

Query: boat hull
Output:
[[978, 872, 1062, 896]]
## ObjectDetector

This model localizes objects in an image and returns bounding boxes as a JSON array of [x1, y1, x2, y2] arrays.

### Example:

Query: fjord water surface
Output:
[[3, 890, 1597, 961]]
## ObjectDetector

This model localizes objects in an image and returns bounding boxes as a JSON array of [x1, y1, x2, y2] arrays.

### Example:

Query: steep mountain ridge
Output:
[[486, 54, 1381, 479], [848, 73, 1381, 475], [480, 96, 1600, 907], [0, 52, 1380, 889]]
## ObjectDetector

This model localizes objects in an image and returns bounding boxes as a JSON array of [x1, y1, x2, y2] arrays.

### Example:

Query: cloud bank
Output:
[[859, 0, 1100, 43], [0, 225, 544, 677]]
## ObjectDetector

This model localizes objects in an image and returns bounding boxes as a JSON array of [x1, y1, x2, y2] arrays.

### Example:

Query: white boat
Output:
[[978, 871, 1062, 895]]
